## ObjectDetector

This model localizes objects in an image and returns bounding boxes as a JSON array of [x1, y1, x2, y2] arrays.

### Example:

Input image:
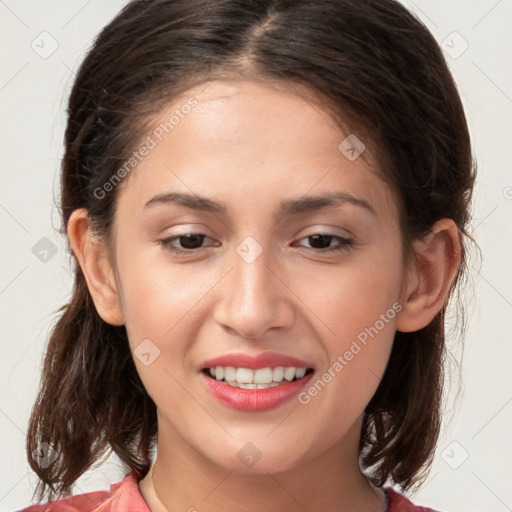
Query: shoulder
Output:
[[385, 486, 443, 512], [15, 472, 150, 512]]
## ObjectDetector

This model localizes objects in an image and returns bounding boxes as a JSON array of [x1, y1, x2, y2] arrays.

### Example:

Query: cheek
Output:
[[116, 255, 214, 403], [296, 268, 399, 443], [116, 248, 216, 341], [294, 247, 403, 340], [291, 246, 403, 409]]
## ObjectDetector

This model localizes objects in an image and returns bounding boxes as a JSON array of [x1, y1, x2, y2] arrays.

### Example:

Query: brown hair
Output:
[[26, 0, 476, 503]]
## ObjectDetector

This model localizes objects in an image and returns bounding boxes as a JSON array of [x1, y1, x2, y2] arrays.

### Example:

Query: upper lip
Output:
[[200, 351, 314, 370]]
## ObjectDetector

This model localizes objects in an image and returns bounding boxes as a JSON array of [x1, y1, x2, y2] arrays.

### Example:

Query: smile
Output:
[[204, 366, 313, 389], [200, 366, 315, 412]]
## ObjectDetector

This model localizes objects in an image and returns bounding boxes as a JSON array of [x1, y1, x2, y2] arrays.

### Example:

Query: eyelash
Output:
[[159, 232, 354, 255]]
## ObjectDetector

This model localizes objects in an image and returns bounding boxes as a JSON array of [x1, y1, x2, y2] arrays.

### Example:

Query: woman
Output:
[[19, 0, 475, 510]]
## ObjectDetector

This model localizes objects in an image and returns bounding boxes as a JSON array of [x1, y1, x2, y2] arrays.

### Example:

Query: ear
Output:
[[67, 208, 125, 326], [396, 218, 461, 333]]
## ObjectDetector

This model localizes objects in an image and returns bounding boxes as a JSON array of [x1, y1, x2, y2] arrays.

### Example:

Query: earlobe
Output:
[[67, 208, 125, 326], [396, 218, 461, 333]]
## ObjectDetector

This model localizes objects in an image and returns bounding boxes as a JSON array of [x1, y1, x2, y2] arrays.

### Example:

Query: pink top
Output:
[[16, 471, 440, 512]]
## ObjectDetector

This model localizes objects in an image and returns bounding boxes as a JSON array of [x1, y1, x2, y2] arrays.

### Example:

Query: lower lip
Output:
[[200, 371, 314, 412]]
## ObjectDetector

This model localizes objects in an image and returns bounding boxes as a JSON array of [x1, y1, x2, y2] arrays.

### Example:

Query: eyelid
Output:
[[293, 233, 354, 252], [162, 232, 216, 246], [296, 223, 354, 238], [159, 229, 355, 256]]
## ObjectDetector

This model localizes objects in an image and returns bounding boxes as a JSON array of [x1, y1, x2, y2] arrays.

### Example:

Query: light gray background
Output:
[[1, 1, 511, 511]]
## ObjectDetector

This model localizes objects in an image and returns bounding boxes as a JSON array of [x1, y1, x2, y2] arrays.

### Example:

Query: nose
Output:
[[213, 244, 295, 340]]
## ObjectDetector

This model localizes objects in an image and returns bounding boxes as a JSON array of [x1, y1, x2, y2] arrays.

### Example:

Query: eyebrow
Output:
[[143, 191, 376, 218]]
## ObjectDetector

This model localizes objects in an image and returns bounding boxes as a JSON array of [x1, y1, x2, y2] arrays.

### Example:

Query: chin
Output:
[[205, 441, 307, 475]]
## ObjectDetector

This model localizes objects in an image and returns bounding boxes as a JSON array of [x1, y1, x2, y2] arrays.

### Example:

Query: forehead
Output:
[[117, 79, 399, 223]]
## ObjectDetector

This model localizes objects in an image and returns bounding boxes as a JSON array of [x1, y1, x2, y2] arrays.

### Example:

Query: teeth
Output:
[[253, 367, 273, 384], [224, 366, 236, 381], [235, 367, 254, 383], [283, 367, 296, 381], [273, 366, 284, 381], [209, 366, 310, 388], [226, 380, 290, 389], [239, 383, 256, 389], [295, 367, 306, 379]]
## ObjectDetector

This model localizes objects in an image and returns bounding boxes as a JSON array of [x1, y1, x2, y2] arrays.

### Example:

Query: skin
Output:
[[68, 79, 461, 512]]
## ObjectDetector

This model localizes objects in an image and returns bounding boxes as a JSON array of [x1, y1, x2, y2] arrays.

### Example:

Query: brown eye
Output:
[[307, 234, 335, 249], [160, 233, 216, 254], [175, 233, 206, 249], [296, 233, 354, 253]]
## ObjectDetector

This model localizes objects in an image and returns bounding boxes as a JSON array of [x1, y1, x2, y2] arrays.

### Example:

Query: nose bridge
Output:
[[215, 236, 294, 338], [234, 245, 273, 306]]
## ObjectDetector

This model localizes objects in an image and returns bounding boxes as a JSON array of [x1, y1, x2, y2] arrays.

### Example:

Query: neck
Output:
[[139, 415, 387, 512]]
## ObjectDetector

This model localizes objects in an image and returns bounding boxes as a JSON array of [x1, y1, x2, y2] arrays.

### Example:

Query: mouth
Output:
[[201, 366, 315, 389]]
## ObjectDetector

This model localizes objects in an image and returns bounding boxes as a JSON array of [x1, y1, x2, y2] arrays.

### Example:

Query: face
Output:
[[109, 79, 407, 474]]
